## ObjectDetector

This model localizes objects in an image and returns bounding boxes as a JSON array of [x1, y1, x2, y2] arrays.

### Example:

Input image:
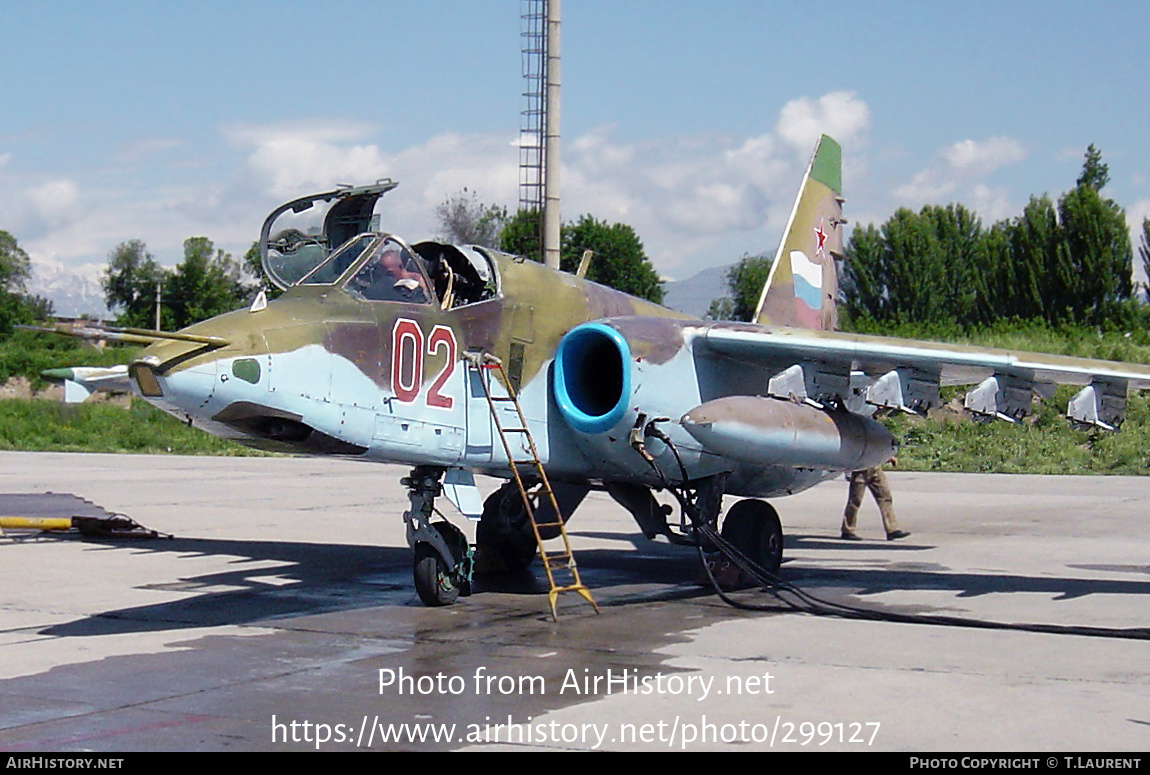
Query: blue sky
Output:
[[2, 1, 1148, 313]]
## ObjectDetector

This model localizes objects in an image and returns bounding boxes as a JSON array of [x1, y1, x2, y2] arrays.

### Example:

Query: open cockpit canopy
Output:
[[258, 180, 398, 290], [259, 182, 501, 308]]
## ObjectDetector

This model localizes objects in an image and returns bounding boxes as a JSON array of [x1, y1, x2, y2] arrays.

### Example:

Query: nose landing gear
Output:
[[402, 466, 473, 606]]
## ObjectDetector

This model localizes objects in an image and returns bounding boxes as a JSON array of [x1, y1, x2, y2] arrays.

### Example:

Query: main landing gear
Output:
[[475, 482, 539, 573], [402, 466, 473, 606], [718, 498, 783, 579], [698, 494, 785, 589], [609, 472, 785, 586]]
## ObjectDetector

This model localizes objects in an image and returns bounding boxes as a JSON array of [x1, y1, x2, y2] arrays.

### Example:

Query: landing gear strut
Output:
[[647, 472, 785, 587], [626, 416, 787, 587], [402, 465, 473, 606]]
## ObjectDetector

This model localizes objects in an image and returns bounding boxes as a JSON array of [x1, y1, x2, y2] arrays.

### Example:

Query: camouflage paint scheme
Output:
[[755, 134, 843, 331], [122, 135, 1150, 605]]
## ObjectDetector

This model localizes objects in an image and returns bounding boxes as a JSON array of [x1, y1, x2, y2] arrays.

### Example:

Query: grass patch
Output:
[[0, 398, 259, 455], [0, 330, 139, 389], [0, 332, 261, 455], [887, 388, 1150, 475], [841, 320, 1150, 474], [847, 317, 1150, 363]]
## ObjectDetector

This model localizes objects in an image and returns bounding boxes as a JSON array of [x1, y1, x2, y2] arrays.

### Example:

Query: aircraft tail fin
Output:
[[752, 134, 844, 330]]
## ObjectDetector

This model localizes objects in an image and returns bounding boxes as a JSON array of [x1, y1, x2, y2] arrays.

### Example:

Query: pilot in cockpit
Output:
[[379, 249, 430, 303], [348, 245, 431, 304]]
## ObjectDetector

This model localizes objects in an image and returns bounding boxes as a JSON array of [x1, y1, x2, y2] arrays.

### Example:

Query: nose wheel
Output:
[[402, 466, 473, 607], [413, 522, 470, 606]]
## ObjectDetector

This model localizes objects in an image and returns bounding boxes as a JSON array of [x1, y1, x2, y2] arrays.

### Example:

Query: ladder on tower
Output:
[[468, 352, 599, 620]]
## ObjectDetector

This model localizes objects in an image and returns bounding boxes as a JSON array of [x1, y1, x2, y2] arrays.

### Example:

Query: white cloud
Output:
[[26, 179, 79, 219], [968, 184, 1015, 223], [211, 92, 873, 278], [894, 136, 1026, 218], [943, 137, 1025, 176], [558, 129, 800, 276], [225, 120, 393, 198], [1129, 198, 1150, 230], [776, 91, 871, 153], [15, 178, 83, 239], [893, 168, 954, 203], [19, 91, 875, 294]]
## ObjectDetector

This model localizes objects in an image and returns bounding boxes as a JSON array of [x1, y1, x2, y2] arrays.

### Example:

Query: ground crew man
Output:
[[841, 460, 910, 541]]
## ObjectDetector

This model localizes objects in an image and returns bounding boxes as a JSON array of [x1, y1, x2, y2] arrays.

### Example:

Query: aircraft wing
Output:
[[695, 324, 1150, 430]]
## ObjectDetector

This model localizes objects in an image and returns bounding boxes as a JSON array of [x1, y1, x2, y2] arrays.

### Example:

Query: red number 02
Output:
[[390, 319, 457, 409]]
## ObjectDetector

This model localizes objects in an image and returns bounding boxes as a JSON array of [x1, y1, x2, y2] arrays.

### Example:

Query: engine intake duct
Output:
[[552, 323, 632, 434]]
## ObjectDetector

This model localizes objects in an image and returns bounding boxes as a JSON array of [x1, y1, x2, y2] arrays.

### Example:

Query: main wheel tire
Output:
[[413, 543, 460, 606], [476, 486, 538, 572], [720, 499, 783, 577]]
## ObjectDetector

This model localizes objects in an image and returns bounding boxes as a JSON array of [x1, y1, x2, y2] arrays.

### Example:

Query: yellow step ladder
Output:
[[470, 353, 599, 620]]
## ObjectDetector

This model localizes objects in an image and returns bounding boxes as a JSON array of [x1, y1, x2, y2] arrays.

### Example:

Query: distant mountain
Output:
[[660, 263, 731, 319], [28, 263, 111, 319]]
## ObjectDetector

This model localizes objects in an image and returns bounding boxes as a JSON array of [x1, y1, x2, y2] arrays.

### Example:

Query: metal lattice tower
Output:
[[519, 0, 546, 223]]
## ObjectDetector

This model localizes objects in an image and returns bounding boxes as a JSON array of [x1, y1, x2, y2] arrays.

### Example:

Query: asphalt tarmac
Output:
[[0, 451, 1147, 752]]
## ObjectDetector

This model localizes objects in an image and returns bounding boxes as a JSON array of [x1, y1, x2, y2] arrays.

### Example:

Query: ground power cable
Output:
[[695, 522, 1150, 642], [630, 421, 1147, 641]]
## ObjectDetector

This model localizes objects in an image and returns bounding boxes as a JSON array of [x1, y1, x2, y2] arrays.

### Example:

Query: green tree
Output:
[[704, 296, 735, 321], [998, 146, 1131, 326], [103, 237, 253, 330], [0, 231, 60, 331], [166, 237, 251, 329], [102, 239, 167, 328], [435, 188, 509, 248], [500, 208, 542, 261], [978, 219, 1013, 319], [22, 294, 54, 321], [922, 203, 986, 324], [0, 230, 31, 294], [843, 204, 994, 328], [845, 146, 1135, 330], [1077, 143, 1110, 191], [840, 222, 888, 324], [0, 230, 42, 333], [844, 207, 948, 325], [995, 196, 1062, 321], [561, 215, 664, 303], [242, 240, 283, 299], [500, 210, 664, 303], [705, 253, 772, 321], [1056, 147, 1132, 325]]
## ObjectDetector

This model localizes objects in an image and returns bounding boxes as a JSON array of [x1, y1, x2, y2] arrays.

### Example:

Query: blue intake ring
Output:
[[552, 323, 632, 435]]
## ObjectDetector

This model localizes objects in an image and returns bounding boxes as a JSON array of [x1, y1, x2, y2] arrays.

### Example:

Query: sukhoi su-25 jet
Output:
[[100, 136, 1150, 610]]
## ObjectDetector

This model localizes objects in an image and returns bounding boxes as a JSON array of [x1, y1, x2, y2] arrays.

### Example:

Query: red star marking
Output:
[[813, 222, 828, 256]]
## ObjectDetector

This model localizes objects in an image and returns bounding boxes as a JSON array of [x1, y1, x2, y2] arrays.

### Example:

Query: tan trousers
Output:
[[842, 466, 899, 536]]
